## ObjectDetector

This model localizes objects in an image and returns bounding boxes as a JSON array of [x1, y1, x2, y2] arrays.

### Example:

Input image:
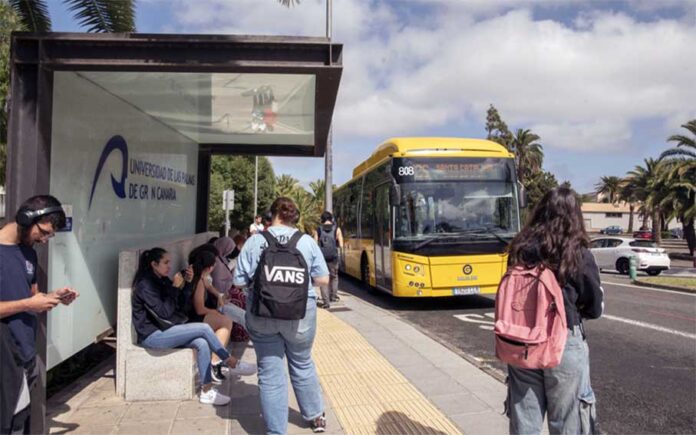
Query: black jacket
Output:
[[518, 247, 603, 327], [131, 271, 186, 343]]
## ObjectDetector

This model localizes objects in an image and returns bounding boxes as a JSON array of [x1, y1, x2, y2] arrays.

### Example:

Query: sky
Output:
[[47, 0, 696, 194]]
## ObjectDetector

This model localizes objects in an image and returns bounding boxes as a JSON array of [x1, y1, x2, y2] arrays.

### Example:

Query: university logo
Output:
[[88, 135, 128, 209]]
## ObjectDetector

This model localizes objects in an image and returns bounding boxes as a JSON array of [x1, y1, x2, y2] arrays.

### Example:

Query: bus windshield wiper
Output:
[[466, 227, 511, 244], [413, 235, 439, 250]]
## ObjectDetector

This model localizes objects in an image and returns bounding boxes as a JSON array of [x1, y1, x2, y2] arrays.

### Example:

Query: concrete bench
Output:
[[116, 232, 216, 401]]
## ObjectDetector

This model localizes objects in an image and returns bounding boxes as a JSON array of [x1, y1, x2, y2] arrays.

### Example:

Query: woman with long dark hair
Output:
[[504, 187, 603, 434], [234, 197, 330, 434], [131, 248, 251, 406], [188, 250, 256, 383]]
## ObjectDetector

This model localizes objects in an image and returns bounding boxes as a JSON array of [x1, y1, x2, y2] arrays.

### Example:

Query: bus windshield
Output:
[[395, 180, 520, 241]]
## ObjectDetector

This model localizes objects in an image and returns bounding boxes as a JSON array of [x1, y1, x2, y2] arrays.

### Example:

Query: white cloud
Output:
[[531, 120, 632, 150], [164, 0, 696, 187]]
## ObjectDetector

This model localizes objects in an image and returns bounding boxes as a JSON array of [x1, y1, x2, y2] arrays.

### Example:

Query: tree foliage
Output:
[[208, 156, 275, 235], [595, 176, 622, 204], [510, 128, 544, 185], [8, 0, 50, 32], [524, 170, 559, 220], [1, 1, 24, 186], [484, 105, 558, 215], [485, 104, 512, 148], [273, 175, 327, 234], [660, 120, 696, 255], [9, 0, 135, 33]]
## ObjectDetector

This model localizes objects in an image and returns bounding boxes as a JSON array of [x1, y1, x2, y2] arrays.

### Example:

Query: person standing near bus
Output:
[[313, 211, 343, 309], [249, 215, 264, 235], [0, 195, 79, 434], [504, 187, 603, 434], [234, 197, 330, 433]]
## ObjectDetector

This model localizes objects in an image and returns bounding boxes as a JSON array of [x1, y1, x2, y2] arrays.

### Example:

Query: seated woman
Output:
[[190, 240, 247, 333], [131, 248, 254, 406], [188, 250, 255, 381]]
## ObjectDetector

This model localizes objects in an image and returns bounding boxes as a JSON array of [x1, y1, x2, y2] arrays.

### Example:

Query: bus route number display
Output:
[[392, 158, 510, 182]]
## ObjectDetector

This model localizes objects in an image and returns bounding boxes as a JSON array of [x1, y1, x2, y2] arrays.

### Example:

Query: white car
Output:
[[590, 237, 670, 276]]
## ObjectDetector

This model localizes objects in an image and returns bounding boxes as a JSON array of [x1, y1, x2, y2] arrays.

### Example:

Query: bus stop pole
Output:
[[324, 0, 333, 213], [254, 156, 258, 217]]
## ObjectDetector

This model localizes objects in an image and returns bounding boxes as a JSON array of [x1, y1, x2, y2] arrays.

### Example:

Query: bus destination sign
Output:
[[391, 157, 512, 183]]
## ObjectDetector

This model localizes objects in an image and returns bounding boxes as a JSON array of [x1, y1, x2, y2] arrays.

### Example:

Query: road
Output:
[[337, 270, 696, 434]]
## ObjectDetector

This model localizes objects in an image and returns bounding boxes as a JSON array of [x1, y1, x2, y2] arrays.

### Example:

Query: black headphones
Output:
[[16, 206, 64, 227]]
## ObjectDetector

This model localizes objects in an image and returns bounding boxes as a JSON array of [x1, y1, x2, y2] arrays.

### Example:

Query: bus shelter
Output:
[[5, 32, 342, 432]]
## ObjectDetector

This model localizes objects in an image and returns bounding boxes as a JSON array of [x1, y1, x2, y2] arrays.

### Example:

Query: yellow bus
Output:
[[333, 137, 524, 297]]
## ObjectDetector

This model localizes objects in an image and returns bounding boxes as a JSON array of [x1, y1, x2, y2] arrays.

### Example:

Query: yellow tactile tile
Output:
[[314, 309, 462, 434]]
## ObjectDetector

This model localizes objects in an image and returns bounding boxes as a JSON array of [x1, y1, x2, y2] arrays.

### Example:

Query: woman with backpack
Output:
[[131, 248, 252, 406], [502, 187, 603, 434], [234, 197, 330, 434]]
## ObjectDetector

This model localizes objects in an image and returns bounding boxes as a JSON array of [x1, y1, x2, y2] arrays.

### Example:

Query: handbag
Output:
[[144, 304, 188, 331]]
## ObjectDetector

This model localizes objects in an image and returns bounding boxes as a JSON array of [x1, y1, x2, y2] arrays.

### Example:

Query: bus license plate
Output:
[[453, 286, 480, 295]]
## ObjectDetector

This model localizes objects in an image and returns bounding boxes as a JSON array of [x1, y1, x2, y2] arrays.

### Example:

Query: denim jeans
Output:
[[246, 294, 323, 435], [141, 323, 231, 385], [221, 302, 246, 326], [507, 325, 598, 435]]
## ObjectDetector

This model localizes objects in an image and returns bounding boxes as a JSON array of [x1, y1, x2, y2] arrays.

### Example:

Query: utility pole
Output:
[[253, 156, 259, 217], [324, 0, 333, 213]]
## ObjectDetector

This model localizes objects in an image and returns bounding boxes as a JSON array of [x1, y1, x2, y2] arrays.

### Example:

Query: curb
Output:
[[632, 279, 696, 294], [668, 253, 694, 262]]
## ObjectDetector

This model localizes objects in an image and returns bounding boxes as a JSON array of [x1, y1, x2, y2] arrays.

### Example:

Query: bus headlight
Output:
[[405, 264, 412, 271], [413, 266, 420, 273]]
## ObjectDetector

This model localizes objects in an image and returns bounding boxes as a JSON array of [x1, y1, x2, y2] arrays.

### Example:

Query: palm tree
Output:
[[275, 174, 300, 198], [10, 0, 296, 33], [626, 158, 666, 240], [661, 119, 696, 160], [595, 176, 622, 204], [309, 179, 325, 202], [509, 128, 544, 186], [659, 119, 696, 261], [619, 180, 639, 233], [9, 0, 136, 33]]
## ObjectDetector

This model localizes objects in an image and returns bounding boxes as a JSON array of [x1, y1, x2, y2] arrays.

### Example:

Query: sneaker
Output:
[[310, 413, 326, 433], [210, 362, 227, 384], [330, 296, 340, 302], [199, 387, 230, 406], [226, 360, 257, 377]]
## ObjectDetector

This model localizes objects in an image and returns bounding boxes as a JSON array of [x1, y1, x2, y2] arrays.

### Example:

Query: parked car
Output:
[[600, 225, 623, 235], [670, 228, 683, 239], [632, 229, 654, 240], [590, 237, 670, 276]]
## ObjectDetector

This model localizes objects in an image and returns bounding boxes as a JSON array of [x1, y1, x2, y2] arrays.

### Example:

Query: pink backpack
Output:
[[494, 266, 567, 369]]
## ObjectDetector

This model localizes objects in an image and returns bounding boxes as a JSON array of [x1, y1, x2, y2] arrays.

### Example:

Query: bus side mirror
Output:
[[390, 184, 401, 205], [519, 183, 528, 209]]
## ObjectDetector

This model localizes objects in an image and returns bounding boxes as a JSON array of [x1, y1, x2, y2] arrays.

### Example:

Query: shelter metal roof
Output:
[[11, 32, 342, 156]]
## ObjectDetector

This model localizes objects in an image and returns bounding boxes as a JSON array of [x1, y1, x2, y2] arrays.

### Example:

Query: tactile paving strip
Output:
[[314, 309, 462, 435]]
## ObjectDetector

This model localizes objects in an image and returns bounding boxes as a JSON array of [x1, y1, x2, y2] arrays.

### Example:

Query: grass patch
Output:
[[639, 276, 696, 290]]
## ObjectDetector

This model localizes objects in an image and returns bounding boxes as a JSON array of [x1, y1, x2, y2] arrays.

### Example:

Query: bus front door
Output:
[[375, 185, 392, 290]]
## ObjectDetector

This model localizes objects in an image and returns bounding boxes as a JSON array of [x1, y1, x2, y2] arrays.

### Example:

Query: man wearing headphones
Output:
[[0, 195, 79, 434]]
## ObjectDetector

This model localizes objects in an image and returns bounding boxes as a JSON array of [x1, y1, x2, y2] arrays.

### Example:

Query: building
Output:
[[581, 202, 680, 232]]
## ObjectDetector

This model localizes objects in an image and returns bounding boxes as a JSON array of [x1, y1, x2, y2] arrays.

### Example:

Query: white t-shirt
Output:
[[249, 223, 265, 234]]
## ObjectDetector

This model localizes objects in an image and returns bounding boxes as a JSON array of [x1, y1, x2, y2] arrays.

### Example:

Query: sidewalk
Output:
[[47, 290, 508, 434]]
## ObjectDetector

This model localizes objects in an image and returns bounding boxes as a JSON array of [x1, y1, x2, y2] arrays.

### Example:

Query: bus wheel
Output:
[[361, 257, 374, 292]]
